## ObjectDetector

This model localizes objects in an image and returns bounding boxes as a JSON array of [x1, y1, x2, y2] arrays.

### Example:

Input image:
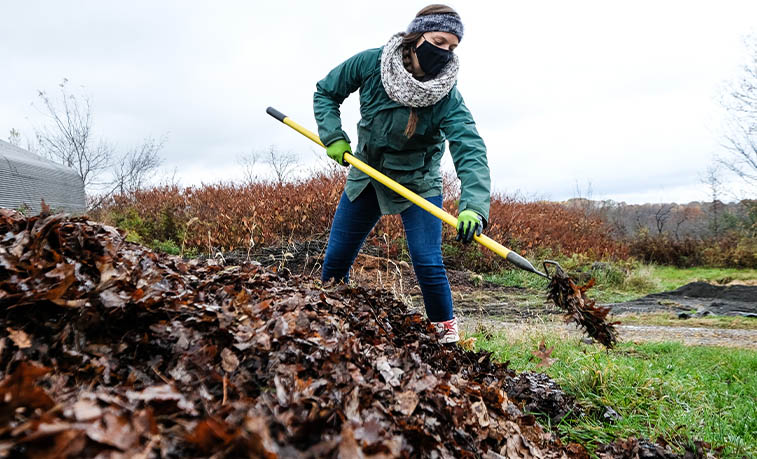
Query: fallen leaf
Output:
[[220, 348, 239, 373], [393, 390, 419, 416], [125, 384, 197, 415], [72, 399, 102, 421], [375, 357, 403, 387], [470, 400, 490, 427], [85, 411, 139, 451], [338, 425, 365, 459], [6, 327, 31, 349], [532, 340, 556, 369]]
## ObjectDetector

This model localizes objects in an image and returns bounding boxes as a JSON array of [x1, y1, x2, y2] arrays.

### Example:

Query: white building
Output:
[[0, 140, 86, 213]]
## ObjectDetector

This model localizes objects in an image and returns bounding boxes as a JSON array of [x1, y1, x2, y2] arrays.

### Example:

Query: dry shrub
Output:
[[96, 169, 347, 252], [629, 232, 757, 268], [94, 171, 626, 271], [484, 194, 625, 259]]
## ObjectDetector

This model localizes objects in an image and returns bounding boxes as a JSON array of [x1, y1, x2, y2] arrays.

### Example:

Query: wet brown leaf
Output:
[[337, 425, 365, 459], [0, 362, 54, 421]]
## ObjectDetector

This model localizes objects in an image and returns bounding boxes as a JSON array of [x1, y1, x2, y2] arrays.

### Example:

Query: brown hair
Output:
[[402, 4, 461, 138]]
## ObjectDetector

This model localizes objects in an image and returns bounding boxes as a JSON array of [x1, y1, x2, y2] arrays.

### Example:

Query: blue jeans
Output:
[[322, 184, 453, 322]]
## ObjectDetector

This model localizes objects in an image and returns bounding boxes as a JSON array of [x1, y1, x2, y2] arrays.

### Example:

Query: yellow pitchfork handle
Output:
[[266, 107, 549, 279]]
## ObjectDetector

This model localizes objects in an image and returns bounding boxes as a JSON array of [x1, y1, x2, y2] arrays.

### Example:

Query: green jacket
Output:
[[313, 47, 491, 223]]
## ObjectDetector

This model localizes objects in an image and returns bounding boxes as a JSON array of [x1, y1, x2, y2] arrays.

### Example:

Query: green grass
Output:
[[484, 268, 550, 290], [472, 328, 757, 457], [651, 266, 757, 291]]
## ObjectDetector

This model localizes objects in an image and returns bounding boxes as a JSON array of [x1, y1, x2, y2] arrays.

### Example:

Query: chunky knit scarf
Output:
[[380, 33, 459, 108]]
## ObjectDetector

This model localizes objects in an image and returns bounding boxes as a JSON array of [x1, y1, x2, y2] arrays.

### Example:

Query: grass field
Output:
[[470, 324, 757, 457]]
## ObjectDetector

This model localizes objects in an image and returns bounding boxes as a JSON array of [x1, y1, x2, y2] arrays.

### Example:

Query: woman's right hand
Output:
[[326, 139, 352, 166]]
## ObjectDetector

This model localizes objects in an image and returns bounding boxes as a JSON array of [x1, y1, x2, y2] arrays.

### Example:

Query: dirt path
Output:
[[616, 324, 757, 349]]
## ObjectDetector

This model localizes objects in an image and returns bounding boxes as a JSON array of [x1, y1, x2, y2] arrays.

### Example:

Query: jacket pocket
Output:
[[381, 150, 425, 171], [370, 107, 430, 151]]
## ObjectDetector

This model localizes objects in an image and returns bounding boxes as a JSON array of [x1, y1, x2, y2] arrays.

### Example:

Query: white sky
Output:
[[1, 0, 755, 203]]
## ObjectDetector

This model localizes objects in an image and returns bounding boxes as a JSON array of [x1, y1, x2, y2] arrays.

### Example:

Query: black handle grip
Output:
[[266, 107, 287, 122]]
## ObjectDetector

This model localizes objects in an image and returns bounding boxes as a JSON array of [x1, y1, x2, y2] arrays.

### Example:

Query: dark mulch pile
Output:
[[0, 210, 697, 458], [610, 281, 757, 317]]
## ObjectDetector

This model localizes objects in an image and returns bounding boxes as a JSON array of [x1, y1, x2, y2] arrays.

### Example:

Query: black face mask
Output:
[[414, 37, 452, 77]]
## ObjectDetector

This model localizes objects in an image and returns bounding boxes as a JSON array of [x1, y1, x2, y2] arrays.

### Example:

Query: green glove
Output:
[[456, 209, 483, 244], [326, 139, 351, 166]]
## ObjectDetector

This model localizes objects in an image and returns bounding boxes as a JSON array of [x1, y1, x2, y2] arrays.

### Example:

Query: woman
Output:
[[313, 4, 490, 344]]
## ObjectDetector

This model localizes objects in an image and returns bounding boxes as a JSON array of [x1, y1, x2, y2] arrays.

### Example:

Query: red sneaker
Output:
[[431, 317, 459, 344]]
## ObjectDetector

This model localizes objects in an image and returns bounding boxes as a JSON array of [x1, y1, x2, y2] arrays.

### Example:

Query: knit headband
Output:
[[406, 13, 464, 41]]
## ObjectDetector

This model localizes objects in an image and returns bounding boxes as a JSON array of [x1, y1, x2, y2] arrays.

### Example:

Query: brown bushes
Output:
[[95, 171, 757, 270], [93, 172, 625, 271], [97, 169, 347, 252], [629, 232, 757, 268]]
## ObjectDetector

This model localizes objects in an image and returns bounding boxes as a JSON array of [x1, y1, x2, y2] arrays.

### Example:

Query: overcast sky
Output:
[[2, 0, 755, 203]]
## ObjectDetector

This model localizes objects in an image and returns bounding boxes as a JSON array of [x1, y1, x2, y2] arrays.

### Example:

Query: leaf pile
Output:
[[0, 209, 592, 458], [546, 265, 619, 348]]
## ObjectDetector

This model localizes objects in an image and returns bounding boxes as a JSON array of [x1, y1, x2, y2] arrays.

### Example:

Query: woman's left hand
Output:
[[456, 210, 483, 244]]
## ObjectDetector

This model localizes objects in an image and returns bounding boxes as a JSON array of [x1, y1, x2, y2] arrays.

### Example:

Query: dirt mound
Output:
[[674, 281, 756, 302], [610, 281, 757, 317]]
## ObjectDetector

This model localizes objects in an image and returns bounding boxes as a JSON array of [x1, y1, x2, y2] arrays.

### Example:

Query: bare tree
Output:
[[113, 137, 165, 194], [653, 204, 673, 235], [238, 146, 299, 184], [265, 145, 299, 185], [33, 79, 164, 206], [701, 164, 724, 235], [632, 207, 648, 234], [671, 205, 702, 240], [721, 125, 757, 185], [238, 150, 261, 184], [601, 201, 629, 238], [719, 35, 757, 189], [9, 128, 39, 153], [571, 180, 596, 218], [35, 79, 113, 189]]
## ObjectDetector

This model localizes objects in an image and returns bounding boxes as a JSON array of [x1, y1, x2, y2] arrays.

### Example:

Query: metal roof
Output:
[[0, 140, 87, 213]]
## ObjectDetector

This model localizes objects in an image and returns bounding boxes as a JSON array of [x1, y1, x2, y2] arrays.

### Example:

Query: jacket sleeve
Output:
[[313, 49, 374, 147], [440, 88, 491, 225]]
